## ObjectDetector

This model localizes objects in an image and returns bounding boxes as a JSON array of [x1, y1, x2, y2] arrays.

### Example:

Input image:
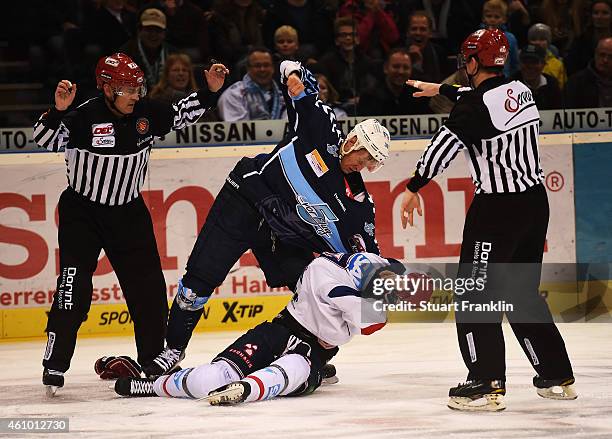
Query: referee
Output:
[[33, 53, 228, 395], [399, 29, 576, 411]]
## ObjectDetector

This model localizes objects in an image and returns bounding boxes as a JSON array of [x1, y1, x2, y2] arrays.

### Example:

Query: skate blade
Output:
[[201, 383, 246, 406], [536, 385, 578, 400], [322, 376, 339, 385], [447, 394, 506, 412], [45, 385, 60, 398]]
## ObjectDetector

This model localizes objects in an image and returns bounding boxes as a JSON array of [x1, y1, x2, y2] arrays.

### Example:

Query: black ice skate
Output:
[[142, 347, 185, 378], [205, 381, 251, 406], [321, 363, 339, 385], [115, 377, 158, 397], [447, 379, 506, 412], [43, 368, 64, 397], [533, 376, 577, 400]]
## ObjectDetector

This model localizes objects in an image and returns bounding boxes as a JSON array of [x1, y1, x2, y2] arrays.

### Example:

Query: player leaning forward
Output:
[[115, 252, 405, 402], [400, 29, 576, 411], [33, 53, 228, 394], [141, 61, 391, 377]]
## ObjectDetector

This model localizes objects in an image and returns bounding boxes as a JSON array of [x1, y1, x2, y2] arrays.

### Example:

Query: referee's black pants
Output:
[[43, 188, 168, 372], [455, 184, 574, 381], [166, 180, 314, 350]]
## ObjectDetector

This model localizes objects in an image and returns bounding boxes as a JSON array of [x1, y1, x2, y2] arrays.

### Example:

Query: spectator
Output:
[[207, 0, 265, 72], [149, 53, 198, 106], [218, 48, 286, 121], [263, 0, 335, 59], [531, 0, 582, 56], [358, 48, 431, 116], [338, 0, 400, 62], [528, 23, 568, 89], [315, 73, 348, 119], [507, 0, 531, 47], [86, 0, 136, 57], [273, 25, 302, 63], [565, 0, 612, 76], [317, 17, 378, 113], [120, 8, 177, 89], [512, 45, 562, 110], [480, 0, 520, 77], [565, 37, 612, 108], [155, 0, 210, 62], [405, 10, 449, 83]]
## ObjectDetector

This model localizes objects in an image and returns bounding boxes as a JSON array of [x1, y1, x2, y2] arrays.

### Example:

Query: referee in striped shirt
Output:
[[34, 53, 228, 394], [399, 29, 575, 411]]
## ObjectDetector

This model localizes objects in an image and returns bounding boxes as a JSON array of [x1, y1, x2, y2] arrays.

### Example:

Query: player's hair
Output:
[[408, 10, 433, 31], [483, 0, 508, 18], [274, 25, 299, 43]]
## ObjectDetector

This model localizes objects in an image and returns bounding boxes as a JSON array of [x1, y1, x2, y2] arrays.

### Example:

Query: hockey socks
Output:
[[153, 361, 239, 399], [241, 354, 310, 402]]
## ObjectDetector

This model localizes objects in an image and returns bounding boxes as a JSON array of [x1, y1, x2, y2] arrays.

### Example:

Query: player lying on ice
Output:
[[113, 251, 406, 404]]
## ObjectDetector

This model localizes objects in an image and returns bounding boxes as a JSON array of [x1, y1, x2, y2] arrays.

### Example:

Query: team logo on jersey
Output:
[[346, 253, 375, 290], [295, 195, 338, 238], [136, 118, 149, 135], [92, 123, 115, 147], [364, 222, 375, 237], [244, 344, 258, 357], [92, 123, 114, 136], [305, 149, 329, 177], [503, 88, 534, 114], [327, 143, 339, 157]]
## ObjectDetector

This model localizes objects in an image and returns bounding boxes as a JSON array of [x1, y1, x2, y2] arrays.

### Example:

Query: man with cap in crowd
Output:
[[527, 23, 567, 89], [120, 8, 177, 88], [511, 44, 562, 110]]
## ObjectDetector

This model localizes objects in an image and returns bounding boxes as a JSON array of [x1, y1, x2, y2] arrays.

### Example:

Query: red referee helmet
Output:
[[95, 53, 146, 97], [458, 28, 509, 69]]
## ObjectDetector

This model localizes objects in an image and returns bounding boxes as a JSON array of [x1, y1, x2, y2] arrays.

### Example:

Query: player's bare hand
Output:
[[205, 62, 230, 93], [287, 74, 305, 97], [400, 189, 422, 229], [55, 80, 77, 111], [406, 79, 441, 98]]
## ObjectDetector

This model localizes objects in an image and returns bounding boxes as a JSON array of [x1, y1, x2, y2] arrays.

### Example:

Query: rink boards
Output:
[[0, 133, 611, 340]]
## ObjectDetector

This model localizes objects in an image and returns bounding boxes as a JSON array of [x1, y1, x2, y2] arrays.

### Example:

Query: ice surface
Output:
[[1, 323, 611, 438]]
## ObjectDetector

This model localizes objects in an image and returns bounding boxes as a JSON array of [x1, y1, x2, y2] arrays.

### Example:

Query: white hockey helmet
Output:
[[342, 118, 390, 172]]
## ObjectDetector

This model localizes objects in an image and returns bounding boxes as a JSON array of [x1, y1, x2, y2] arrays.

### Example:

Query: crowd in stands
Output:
[[5, 0, 612, 122]]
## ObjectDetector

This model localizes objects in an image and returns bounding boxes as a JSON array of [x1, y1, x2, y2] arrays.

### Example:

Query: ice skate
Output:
[[447, 379, 506, 412], [115, 377, 157, 397], [533, 376, 577, 400], [43, 368, 64, 397], [142, 347, 185, 378], [205, 381, 251, 406], [321, 363, 339, 385]]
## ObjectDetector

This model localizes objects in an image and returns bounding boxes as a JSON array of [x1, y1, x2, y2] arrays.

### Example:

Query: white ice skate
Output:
[[203, 381, 250, 406], [534, 376, 577, 400]]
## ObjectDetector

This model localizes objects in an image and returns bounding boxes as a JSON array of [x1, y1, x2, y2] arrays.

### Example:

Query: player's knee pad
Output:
[[175, 278, 209, 311], [185, 360, 240, 399], [272, 353, 311, 396]]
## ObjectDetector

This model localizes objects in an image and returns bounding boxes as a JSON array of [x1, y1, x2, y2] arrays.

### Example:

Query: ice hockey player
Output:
[[138, 61, 392, 378], [114, 252, 405, 403]]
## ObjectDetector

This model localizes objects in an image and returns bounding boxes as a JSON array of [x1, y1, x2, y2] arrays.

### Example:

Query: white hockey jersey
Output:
[[286, 252, 390, 347]]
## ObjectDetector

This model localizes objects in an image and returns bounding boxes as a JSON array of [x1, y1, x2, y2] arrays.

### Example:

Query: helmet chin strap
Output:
[[465, 56, 481, 88]]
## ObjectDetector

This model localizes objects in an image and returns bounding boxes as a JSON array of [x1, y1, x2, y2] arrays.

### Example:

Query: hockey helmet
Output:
[[95, 53, 146, 97], [342, 119, 390, 172], [458, 28, 509, 69]]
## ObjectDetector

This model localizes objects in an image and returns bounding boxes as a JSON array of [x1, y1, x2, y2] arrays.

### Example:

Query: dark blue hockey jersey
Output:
[[228, 65, 379, 255]]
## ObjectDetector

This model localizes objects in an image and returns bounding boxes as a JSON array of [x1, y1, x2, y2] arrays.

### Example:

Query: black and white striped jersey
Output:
[[407, 76, 544, 194], [33, 89, 216, 205]]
